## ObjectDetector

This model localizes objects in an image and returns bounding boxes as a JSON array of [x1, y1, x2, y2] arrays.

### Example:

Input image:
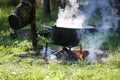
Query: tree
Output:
[[112, 0, 120, 27], [51, 0, 66, 10], [43, 0, 51, 22], [42, 0, 67, 22], [59, 0, 66, 9], [0, 0, 19, 6]]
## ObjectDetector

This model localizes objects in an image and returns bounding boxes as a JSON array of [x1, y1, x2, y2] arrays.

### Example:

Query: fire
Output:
[[73, 50, 89, 61]]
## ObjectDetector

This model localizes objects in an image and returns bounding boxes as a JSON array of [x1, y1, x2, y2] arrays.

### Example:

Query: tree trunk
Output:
[[112, 0, 120, 27], [60, 0, 66, 9], [112, 0, 120, 15], [43, 0, 50, 17]]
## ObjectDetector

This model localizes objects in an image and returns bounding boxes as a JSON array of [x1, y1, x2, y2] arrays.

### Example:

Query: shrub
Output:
[[0, 0, 19, 6]]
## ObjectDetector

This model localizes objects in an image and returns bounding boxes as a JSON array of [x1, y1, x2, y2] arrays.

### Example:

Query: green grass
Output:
[[0, 6, 120, 80], [0, 59, 120, 80]]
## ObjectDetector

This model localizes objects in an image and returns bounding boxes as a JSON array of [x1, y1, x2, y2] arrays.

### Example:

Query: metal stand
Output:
[[44, 42, 82, 61]]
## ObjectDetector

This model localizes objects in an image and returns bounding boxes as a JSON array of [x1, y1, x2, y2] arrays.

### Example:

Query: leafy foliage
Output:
[[0, 0, 19, 6]]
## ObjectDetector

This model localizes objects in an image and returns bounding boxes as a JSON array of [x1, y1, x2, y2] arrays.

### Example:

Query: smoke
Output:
[[56, 0, 118, 49], [80, 0, 118, 49], [55, 0, 119, 61], [55, 0, 86, 28]]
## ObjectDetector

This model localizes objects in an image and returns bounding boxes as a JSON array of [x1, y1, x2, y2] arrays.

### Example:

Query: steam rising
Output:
[[55, 0, 118, 49], [55, 0, 86, 28], [55, 0, 118, 61]]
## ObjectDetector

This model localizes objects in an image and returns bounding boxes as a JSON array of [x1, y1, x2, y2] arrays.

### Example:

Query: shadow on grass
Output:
[[0, 16, 11, 32]]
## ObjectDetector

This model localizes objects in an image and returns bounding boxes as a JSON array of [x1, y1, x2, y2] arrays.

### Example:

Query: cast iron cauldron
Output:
[[49, 25, 97, 47]]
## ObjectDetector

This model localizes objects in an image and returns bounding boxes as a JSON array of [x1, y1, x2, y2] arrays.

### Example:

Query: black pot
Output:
[[51, 26, 79, 47], [50, 25, 97, 47]]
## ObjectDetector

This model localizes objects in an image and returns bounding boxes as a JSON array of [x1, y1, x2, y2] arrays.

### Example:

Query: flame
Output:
[[73, 50, 89, 61]]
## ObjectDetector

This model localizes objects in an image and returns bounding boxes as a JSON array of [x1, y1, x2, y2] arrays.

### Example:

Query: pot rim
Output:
[[53, 25, 95, 29]]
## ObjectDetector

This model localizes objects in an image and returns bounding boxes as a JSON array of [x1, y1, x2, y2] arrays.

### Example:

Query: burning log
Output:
[[62, 47, 78, 61], [73, 50, 89, 61]]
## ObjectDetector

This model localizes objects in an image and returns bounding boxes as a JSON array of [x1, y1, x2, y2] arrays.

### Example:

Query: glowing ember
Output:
[[73, 50, 89, 61]]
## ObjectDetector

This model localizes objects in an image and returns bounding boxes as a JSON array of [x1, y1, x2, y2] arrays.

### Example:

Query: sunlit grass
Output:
[[0, 60, 120, 80]]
